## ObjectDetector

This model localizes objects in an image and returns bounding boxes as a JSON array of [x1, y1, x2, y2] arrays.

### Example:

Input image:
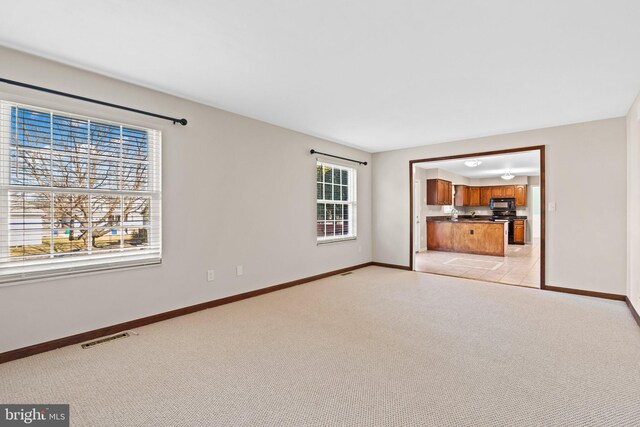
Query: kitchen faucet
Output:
[[450, 207, 459, 220]]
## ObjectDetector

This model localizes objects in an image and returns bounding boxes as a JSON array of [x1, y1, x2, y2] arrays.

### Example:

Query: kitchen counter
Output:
[[426, 218, 507, 224], [427, 215, 492, 221], [427, 215, 527, 222], [427, 218, 508, 256]]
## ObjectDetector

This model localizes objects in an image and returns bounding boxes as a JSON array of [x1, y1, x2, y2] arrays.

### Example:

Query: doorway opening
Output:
[[410, 146, 545, 289]]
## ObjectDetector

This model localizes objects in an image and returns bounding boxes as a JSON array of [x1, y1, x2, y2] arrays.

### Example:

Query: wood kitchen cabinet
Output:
[[437, 183, 526, 207], [469, 187, 480, 206], [515, 185, 527, 206], [437, 180, 446, 205], [427, 179, 453, 205], [491, 186, 504, 198], [503, 185, 516, 197], [480, 187, 492, 206], [427, 220, 453, 249], [454, 185, 470, 207], [427, 220, 508, 256], [476, 184, 527, 207], [513, 219, 526, 244]]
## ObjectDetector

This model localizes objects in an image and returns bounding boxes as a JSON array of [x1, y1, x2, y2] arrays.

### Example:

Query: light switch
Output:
[[548, 202, 557, 212]]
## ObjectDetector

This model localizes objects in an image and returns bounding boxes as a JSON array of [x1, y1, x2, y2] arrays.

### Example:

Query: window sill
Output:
[[317, 237, 357, 245], [0, 256, 162, 287]]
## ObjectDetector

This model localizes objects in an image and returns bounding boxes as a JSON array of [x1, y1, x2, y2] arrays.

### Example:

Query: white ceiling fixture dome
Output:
[[501, 171, 515, 180], [464, 159, 482, 168]]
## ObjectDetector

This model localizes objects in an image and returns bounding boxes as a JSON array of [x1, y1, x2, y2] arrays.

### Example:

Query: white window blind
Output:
[[316, 161, 356, 242], [0, 101, 162, 283]]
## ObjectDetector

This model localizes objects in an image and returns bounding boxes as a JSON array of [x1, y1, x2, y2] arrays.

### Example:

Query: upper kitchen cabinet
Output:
[[480, 187, 492, 206], [503, 185, 516, 197], [427, 181, 526, 207], [515, 185, 527, 206], [427, 179, 453, 205], [454, 185, 470, 207], [491, 186, 504, 198], [469, 187, 480, 206]]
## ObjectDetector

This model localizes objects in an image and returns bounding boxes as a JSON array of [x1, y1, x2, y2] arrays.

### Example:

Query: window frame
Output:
[[0, 101, 162, 285], [316, 160, 357, 244]]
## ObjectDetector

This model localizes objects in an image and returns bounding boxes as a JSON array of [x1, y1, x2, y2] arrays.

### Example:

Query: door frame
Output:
[[413, 179, 421, 253], [409, 145, 546, 289]]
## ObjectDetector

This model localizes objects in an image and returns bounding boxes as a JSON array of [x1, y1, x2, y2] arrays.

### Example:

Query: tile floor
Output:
[[415, 238, 541, 288]]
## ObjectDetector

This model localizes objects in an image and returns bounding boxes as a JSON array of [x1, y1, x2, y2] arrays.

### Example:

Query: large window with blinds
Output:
[[316, 161, 356, 242], [0, 102, 161, 283]]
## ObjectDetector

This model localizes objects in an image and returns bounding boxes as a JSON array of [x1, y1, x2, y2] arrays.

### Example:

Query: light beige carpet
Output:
[[1, 266, 640, 426]]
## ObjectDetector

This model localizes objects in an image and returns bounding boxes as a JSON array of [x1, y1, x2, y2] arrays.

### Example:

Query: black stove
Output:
[[491, 206, 517, 244], [491, 211, 517, 222]]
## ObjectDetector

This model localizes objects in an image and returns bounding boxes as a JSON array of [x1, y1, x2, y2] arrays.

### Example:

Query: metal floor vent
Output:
[[340, 271, 353, 276], [81, 332, 130, 349]]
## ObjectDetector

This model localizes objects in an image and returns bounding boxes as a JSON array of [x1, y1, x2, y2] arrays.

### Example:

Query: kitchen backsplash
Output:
[[457, 207, 529, 217]]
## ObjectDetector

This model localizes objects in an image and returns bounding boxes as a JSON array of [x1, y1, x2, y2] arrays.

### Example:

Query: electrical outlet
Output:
[[236, 265, 243, 276], [207, 270, 215, 282], [358, 245, 362, 253]]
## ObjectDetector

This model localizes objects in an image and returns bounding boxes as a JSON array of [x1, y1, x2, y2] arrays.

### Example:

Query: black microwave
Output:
[[490, 198, 516, 210]]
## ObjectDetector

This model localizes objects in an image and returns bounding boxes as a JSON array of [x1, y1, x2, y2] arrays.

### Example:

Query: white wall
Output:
[[627, 91, 640, 313], [0, 46, 373, 353], [430, 169, 471, 186], [373, 118, 627, 294], [528, 176, 541, 242]]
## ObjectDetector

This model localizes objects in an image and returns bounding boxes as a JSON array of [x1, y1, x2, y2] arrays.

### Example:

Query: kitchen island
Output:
[[426, 218, 508, 256]]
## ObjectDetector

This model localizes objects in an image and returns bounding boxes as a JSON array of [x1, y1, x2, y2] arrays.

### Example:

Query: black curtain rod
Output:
[[0, 77, 188, 126], [310, 149, 367, 165]]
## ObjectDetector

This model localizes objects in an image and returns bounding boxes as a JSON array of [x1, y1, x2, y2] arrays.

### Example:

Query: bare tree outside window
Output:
[[8, 107, 153, 258]]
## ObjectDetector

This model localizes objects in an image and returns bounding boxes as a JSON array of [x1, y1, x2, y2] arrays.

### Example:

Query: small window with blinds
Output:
[[316, 161, 356, 242], [0, 101, 161, 283]]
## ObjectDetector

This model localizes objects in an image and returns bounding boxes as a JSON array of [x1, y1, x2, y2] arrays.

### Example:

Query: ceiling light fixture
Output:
[[501, 171, 515, 180], [464, 159, 482, 167]]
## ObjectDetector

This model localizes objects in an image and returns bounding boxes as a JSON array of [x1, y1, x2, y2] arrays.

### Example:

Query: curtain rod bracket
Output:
[[310, 149, 367, 166]]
